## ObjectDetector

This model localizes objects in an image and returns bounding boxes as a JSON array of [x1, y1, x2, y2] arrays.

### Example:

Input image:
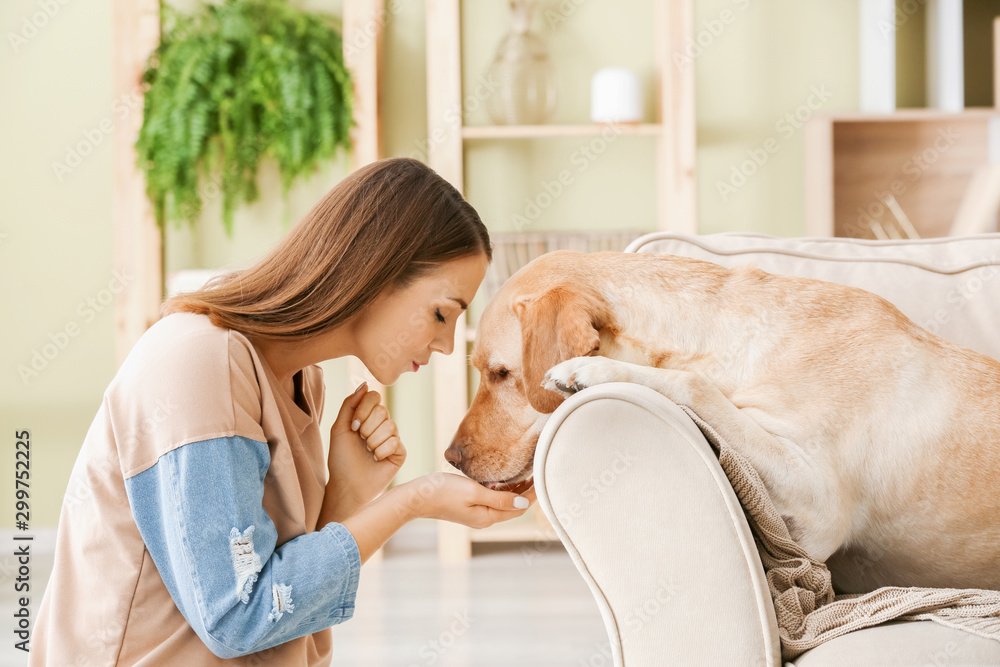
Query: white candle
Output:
[[590, 68, 644, 123]]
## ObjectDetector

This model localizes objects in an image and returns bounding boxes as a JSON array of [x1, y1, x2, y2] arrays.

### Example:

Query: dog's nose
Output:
[[444, 442, 465, 470]]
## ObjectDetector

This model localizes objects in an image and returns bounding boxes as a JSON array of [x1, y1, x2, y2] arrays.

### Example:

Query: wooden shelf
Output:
[[462, 123, 662, 139], [805, 15, 1000, 239], [810, 108, 999, 123], [427, 0, 695, 562], [805, 108, 1000, 238]]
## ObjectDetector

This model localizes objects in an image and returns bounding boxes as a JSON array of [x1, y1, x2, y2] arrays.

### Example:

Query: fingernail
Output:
[[513, 496, 529, 509], [351, 419, 361, 431], [355, 381, 367, 393]]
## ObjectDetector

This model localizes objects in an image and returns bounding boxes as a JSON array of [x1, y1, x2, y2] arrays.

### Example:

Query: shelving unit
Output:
[[425, 0, 696, 561], [804, 108, 1000, 238], [462, 123, 664, 139], [805, 13, 1000, 240]]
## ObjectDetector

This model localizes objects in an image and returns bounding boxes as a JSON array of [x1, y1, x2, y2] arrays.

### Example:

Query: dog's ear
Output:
[[514, 287, 601, 414]]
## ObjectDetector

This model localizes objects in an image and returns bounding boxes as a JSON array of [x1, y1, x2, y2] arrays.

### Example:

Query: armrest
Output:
[[533, 382, 781, 667]]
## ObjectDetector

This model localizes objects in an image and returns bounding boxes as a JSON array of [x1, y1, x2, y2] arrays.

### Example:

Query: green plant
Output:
[[136, 0, 353, 235]]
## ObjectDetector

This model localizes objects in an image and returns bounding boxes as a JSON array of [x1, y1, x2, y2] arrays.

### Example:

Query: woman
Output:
[[29, 157, 536, 666]]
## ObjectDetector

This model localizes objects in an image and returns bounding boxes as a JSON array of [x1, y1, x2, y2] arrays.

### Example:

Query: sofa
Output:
[[531, 232, 1000, 666]]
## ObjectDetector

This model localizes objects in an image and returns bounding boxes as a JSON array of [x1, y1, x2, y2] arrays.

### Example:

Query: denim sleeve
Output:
[[123, 435, 362, 659]]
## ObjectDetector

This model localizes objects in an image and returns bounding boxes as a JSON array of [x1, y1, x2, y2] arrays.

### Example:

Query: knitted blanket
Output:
[[678, 406, 1000, 662]]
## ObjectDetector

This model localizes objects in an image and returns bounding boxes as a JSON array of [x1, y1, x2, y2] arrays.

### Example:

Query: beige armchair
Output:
[[532, 232, 1000, 666]]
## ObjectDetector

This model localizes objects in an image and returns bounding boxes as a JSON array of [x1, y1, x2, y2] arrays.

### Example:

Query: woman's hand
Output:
[[320, 382, 406, 525], [339, 474, 534, 565], [398, 472, 536, 529]]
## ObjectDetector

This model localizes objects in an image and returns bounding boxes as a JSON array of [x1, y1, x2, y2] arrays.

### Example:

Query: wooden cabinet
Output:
[[425, 0, 696, 560], [804, 109, 1000, 239], [804, 17, 1000, 240]]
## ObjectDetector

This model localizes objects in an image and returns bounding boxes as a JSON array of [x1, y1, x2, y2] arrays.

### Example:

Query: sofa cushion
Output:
[[791, 620, 1000, 666], [626, 232, 1000, 362]]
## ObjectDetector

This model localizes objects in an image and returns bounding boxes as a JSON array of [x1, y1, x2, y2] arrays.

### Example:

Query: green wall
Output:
[[2, 0, 116, 528], [2, 0, 997, 528]]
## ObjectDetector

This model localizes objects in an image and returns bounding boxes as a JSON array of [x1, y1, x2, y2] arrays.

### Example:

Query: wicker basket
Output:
[[482, 229, 646, 302]]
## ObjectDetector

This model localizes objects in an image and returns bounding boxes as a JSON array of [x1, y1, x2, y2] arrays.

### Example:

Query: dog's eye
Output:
[[495, 368, 509, 379]]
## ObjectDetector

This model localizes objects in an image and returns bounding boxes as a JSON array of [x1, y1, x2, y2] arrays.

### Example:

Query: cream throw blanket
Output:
[[678, 406, 1000, 662]]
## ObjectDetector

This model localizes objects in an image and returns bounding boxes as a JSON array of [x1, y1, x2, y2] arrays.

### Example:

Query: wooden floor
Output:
[[3, 523, 609, 666], [329, 523, 609, 666]]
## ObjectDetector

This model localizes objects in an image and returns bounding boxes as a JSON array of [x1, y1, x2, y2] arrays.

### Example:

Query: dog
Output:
[[446, 249, 1000, 594]]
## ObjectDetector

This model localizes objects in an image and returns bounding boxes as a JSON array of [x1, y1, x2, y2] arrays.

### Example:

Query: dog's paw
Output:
[[542, 356, 632, 396]]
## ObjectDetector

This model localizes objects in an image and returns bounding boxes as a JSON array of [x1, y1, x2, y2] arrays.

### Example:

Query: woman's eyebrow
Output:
[[447, 297, 468, 310]]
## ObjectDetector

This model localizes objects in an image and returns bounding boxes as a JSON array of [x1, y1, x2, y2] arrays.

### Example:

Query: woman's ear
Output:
[[514, 287, 601, 414]]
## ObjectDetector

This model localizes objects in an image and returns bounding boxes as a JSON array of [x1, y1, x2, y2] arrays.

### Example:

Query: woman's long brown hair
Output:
[[161, 157, 492, 339]]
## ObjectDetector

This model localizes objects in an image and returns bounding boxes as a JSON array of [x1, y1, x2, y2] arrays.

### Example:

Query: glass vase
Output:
[[484, 0, 557, 125]]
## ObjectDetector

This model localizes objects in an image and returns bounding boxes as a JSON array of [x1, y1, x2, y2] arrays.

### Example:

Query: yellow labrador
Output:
[[446, 250, 1000, 594]]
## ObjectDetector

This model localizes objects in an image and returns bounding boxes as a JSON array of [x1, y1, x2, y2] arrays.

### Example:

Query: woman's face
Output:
[[352, 253, 489, 385]]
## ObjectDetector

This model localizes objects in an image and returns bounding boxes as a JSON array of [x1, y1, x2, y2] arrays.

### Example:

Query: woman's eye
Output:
[[435, 309, 446, 323]]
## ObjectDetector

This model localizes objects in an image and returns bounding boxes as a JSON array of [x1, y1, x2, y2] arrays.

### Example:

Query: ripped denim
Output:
[[124, 435, 361, 659]]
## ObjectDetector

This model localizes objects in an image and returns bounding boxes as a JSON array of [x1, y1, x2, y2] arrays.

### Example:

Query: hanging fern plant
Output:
[[136, 0, 353, 235]]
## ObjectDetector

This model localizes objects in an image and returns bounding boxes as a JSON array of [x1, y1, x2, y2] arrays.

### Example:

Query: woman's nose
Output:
[[432, 332, 455, 356]]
